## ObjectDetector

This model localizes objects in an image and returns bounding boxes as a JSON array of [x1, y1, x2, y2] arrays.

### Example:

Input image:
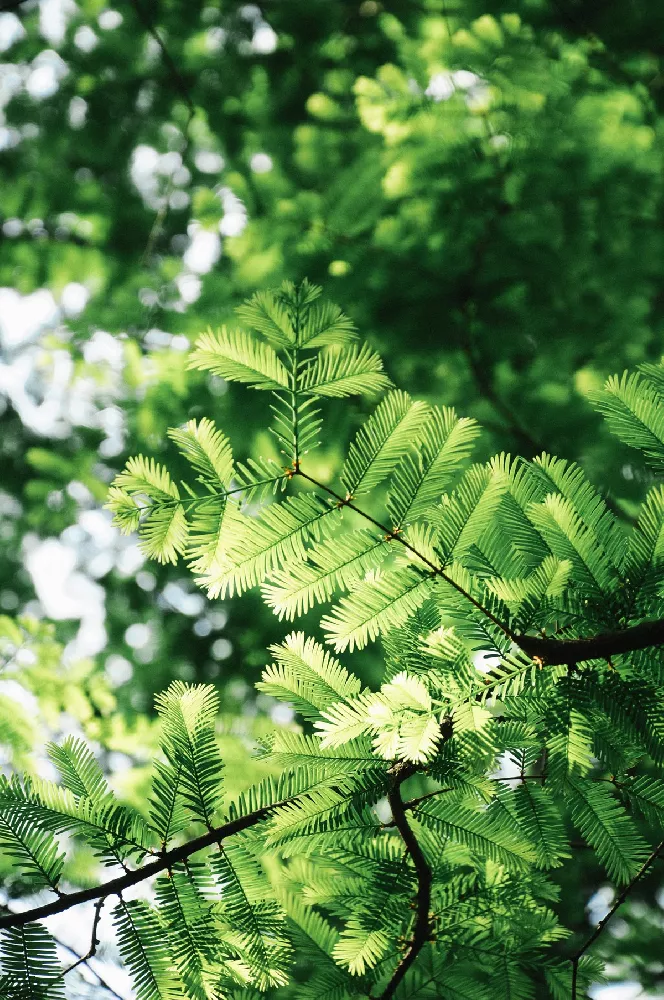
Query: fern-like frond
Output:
[[531, 454, 625, 569], [155, 862, 222, 1000], [257, 632, 362, 721], [0, 809, 65, 890], [0, 773, 152, 866], [168, 418, 234, 490], [235, 289, 296, 348], [322, 567, 434, 652], [194, 495, 338, 599], [341, 390, 429, 496], [332, 921, 391, 976], [107, 457, 188, 564], [262, 529, 388, 620], [527, 493, 616, 594], [387, 407, 480, 527], [46, 736, 110, 802], [268, 731, 382, 775], [270, 392, 322, 459], [114, 899, 182, 1000], [428, 462, 507, 567], [298, 298, 358, 348], [511, 783, 570, 869], [591, 370, 664, 470], [154, 682, 224, 830], [266, 786, 369, 851], [623, 484, 664, 612], [414, 800, 537, 871], [211, 843, 292, 989], [111, 454, 181, 501], [0, 924, 65, 1000], [139, 503, 189, 566], [188, 327, 289, 390], [486, 555, 572, 627], [298, 344, 392, 398], [621, 775, 664, 827], [565, 778, 649, 883]]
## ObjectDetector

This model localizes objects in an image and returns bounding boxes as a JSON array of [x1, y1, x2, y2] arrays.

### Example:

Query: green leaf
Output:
[[342, 390, 429, 496], [261, 529, 389, 620], [194, 495, 338, 598], [114, 899, 182, 1000], [298, 343, 392, 398], [387, 407, 480, 526], [235, 290, 296, 348], [257, 631, 362, 721], [0, 924, 65, 1000], [46, 736, 110, 802], [322, 567, 434, 652], [167, 418, 234, 489], [566, 778, 650, 883], [0, 810, 65, 890], [415, 799, 538, 871], [154, 682, 224, 830], [154, 862, 222, 1000], [591, 370, 664, 470], [188, 327, 290, 390], [297, 298, 358, 348], [511, 783, 570, 869], [211, 842, 292, 989]]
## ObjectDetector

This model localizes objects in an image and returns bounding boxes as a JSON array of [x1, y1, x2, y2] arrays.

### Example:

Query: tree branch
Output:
[[570, 839, 664, 999], [519, 620, 664, 666], [295, 468, 516, 642], [378, 765, 433, 1000], [0, 800, 289, 931], [296, 467, 664, 668]]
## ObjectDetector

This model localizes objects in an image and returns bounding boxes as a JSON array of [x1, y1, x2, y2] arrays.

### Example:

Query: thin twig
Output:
[[60, 897, 106, 978], [55, 934, 124, 1000], [296, 468, 517, 642], [126, 0, 194, 114], [570, 840, 664, 999], [125, 0, 196, 265]]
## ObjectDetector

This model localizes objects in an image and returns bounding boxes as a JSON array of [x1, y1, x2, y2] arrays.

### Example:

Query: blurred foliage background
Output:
[[1, 0, 664, 996]]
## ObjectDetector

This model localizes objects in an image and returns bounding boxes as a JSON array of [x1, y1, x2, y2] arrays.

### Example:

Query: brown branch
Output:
[[296, 468, 664, 669], [519, 620, 664, 666], [295, 468, 516, 642], [0, 800, 289, 931], [377, 766, 433, 1000], [570, 840, 664, 999]]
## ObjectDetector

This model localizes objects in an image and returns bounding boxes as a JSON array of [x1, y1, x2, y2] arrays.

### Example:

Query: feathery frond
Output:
[[189, 327, 290, 390], [298, 344, 392, 398], [387, 407, 480, 527]]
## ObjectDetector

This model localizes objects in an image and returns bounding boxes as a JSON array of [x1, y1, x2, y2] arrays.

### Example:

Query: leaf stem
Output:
[[570, 839, 664, 999]]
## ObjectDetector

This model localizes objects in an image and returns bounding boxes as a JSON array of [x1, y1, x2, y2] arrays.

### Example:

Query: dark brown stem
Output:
[[296, 469, 516, 642], [296, 469, 664, 668], [0, 800, 288, 931], [520, 621, 664, 666], [59, 897, 106, 978], [378, 767, 433, 1000], [570, 840, 664, 999]]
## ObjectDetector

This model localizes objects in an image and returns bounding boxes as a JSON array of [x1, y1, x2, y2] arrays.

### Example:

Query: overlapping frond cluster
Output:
[[4, 283, 664, 998]]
